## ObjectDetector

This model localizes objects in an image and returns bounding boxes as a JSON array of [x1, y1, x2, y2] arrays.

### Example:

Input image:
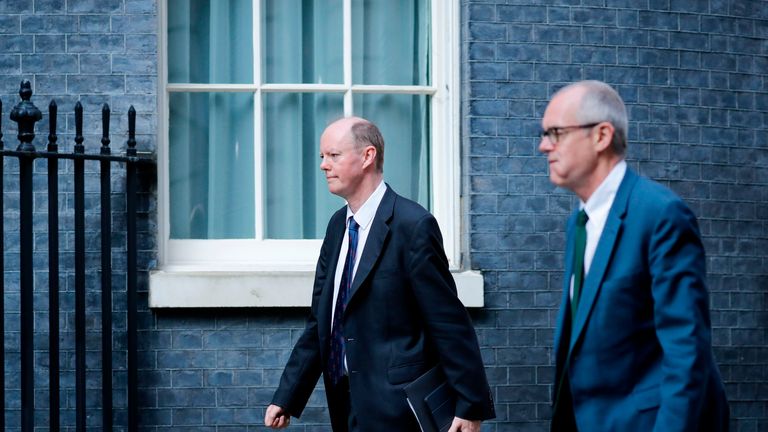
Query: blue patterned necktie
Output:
[[327, 217, 360, 385], [571, 209, 588, 320]]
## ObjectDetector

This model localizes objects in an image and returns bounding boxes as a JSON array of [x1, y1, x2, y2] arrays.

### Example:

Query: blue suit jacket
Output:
[[553, 169, 729, 431], [272, 186, 495, 431]]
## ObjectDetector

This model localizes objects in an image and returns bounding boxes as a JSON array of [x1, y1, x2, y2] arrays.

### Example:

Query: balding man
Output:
[[541, 81, 729, 431], [265, 117, 495, 431]]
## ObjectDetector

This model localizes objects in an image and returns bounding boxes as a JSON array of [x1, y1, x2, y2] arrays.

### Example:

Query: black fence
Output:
[[1, 80, 153, 432]]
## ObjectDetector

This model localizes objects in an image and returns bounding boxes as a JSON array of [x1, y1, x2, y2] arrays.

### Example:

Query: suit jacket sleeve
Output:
[[649, 199, 713, 431], [270, 232, 333, 417], [407, 214, 495, 420]]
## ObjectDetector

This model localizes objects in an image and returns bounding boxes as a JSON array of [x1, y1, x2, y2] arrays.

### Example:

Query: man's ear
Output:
[[593, 122, 615, 153], [362, 145, 377, 169]]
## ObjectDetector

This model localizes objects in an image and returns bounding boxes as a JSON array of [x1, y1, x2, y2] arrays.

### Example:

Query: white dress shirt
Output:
[[331, 180, 387, 322], [571, 160, 627, 298]]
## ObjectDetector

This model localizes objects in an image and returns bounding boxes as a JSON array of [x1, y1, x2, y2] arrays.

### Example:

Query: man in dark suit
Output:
[[264, 117, 495, 431], [541, 80, 729, 431]]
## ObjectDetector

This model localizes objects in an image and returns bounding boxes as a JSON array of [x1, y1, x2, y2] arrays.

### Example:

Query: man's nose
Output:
[[538, 138, 553, 153]]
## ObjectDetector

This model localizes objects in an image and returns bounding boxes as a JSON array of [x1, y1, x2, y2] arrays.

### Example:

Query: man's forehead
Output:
[[544, 88, 583, 123], [320, 131, 355, 151]]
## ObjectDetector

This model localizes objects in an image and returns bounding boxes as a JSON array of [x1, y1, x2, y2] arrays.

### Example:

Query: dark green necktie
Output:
[[571, 209, 588, 320]]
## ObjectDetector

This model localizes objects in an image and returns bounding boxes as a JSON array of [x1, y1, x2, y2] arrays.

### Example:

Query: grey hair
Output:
[[349, 118, 385, 172], [557, 80, 629, 156]]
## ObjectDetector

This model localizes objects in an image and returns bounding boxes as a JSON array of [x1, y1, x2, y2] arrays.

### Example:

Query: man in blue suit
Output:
[[541, 81, 729, 431], [264, 117, 495, 431]]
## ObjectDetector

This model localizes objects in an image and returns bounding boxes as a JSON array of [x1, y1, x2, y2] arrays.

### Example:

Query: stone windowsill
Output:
[[148, 270, 485, 308]]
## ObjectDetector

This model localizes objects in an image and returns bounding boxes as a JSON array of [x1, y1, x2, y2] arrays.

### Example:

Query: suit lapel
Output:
[[553, 212, 576, 361], [346, 186, 394, 308], [319, 209, 348, 351], [569, 169, 639, 352]]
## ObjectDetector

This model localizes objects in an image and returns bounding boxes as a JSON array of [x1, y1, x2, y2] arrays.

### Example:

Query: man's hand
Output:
[[264, 404, 291, 429], [447, 416, 481, 432]]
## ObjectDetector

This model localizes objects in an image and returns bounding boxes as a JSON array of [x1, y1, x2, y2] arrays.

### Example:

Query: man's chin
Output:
[[548, 170, 569, 186]]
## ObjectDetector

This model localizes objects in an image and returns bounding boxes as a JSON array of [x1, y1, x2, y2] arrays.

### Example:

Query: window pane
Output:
[[352, 0, 430, 85], [353, 93, 430, 208], [169, 92, 255, 239], [263, 93, 345, 239], [262, 0, 343, 84], [168, 0, 253, 84]]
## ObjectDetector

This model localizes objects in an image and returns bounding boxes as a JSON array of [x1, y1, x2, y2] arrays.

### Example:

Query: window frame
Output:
[[151, 0, 482, 307]]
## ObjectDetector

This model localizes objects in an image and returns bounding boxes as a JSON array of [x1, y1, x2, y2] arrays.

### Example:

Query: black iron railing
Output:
[[1, 80, 153, 432]]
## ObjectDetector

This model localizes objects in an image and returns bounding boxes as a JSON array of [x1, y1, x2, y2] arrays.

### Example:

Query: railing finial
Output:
[[19, 79, 32, 101], [10, 80, 42, 152], [101, 103, 111, 155], [48, 100, 58, 152], [127, 105, 137, 156], [0, 98, 4, 150], [74, 101, 84, 154]]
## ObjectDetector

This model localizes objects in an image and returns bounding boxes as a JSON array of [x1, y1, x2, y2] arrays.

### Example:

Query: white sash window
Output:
[[153, 1, 482, 307]]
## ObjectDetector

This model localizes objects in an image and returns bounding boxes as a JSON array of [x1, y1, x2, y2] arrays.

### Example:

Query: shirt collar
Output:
[[581, 160, 627, 217], [346, 180, 387, 230]]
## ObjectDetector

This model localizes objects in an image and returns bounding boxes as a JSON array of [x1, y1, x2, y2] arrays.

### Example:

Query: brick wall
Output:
[[0, 0, 158, 430], [464, 1, 767, 431], [0, 0, 765, 430]]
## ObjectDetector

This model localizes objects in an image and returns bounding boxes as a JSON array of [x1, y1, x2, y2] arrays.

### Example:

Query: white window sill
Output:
[[148, 270, 485, 308]]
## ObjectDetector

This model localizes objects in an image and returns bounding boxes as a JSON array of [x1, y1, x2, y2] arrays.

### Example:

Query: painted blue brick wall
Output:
[[463, 1, 768, 431], [1, 0, 161, 431], [1, 0, 766, 431]]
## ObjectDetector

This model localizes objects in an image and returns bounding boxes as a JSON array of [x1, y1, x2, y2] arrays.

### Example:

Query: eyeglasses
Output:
[[540, 123, 600, 144]]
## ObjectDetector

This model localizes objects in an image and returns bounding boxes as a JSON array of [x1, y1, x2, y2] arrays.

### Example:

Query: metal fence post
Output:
[[126, 105, 138, 432], [0, 81, 150, 432], [9, 79, 42, 432], [0, 95, 5, 432], [73, 100, 86, 432], [47, 99, 60, 432], [100, 103, 114, 432]]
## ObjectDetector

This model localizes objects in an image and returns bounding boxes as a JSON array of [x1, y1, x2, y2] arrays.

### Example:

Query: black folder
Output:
[[404, 366, 456, 432]]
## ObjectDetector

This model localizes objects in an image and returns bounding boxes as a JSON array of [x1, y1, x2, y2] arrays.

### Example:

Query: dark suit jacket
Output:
[[553, 168, 729, 431], [272, 186, 495, 431]]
